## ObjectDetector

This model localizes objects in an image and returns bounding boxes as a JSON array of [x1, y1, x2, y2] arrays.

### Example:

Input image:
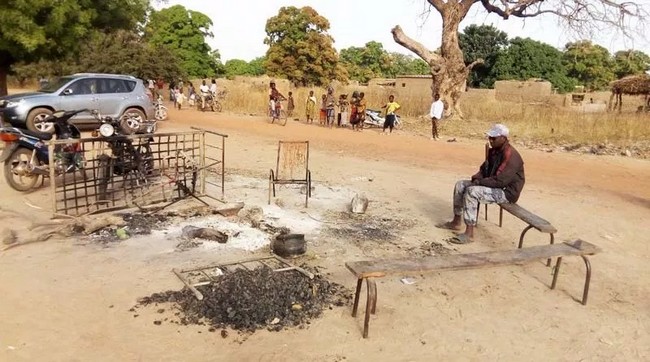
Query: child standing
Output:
[[319, 94, 327, 126], [381, 95, 401, 135], [338, 94, 349, 128], [305, 90, 317, 123], [287, 91, 295, 117], [325, 87, 336, 128], [354, 92, 367, 132]]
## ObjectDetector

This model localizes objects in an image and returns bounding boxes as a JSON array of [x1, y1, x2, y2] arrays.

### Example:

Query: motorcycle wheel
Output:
[[155, 107, 168, 121], [136, 144, 154, 176], [214, 102, 223, 112], [4, 148, 39, 192]]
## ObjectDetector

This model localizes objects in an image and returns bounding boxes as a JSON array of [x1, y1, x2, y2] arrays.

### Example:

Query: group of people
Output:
[[304, 87, 371, 132], [147, 78, 219, 110]]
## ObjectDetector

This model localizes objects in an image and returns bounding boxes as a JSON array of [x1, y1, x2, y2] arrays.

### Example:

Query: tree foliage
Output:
[[340, 42, 430, 82], [612, 50, 650, 79], [0, 0, 149, 95], [393, 0, 648, 119], [563, 40, 615, 91], [144, 5, 219, 78], [492, 37, 577, 92], [224, 57, 266, 78], [459, 24, 509, 88], [264, 6, 347, 86]]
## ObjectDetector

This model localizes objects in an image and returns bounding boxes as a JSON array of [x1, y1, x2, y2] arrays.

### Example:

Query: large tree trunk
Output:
[[392, 1, 480, 120]]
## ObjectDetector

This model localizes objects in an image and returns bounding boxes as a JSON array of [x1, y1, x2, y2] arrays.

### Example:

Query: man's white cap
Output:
[[486, 123, 509, 138]]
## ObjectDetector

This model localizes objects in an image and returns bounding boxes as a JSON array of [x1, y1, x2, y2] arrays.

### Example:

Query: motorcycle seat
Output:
[[22, 129, 53, 141]]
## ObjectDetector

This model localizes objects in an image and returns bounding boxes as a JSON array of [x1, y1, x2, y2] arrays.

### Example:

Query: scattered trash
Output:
[[214, 202, 245, 217], [447, 138, 457, 143], [115, 228, 129, 240], [181, 226, 228, 244], [401, 277, 417, 285]]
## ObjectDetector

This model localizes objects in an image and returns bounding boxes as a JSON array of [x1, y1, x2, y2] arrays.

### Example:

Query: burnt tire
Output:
[[26, 108, 54, 134]]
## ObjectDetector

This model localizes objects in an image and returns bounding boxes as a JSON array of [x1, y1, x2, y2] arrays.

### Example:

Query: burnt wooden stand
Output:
[[345, 239, 601, 339]]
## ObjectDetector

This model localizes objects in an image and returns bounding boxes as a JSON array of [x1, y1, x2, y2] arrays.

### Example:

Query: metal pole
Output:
[[48, 141, 57, 218]]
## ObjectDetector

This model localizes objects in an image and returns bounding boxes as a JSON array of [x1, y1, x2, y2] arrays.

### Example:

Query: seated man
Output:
[[199, 80, 210, 109], [438, 124, 525, 244]]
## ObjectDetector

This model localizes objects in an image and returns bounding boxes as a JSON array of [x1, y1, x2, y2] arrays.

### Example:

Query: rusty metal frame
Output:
[[47, 129, 227, 218], [268, 141, 312, 207], [172, 255, 315, 300]]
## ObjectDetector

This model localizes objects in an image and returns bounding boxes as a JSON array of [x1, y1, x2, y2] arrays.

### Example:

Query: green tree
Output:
[[248, 57, 267, 76], [264, 6, 347, 86], [491, 37, 576, 93], [613, 50, 650, 79], [393, 1, 645, 119], [387, 53, 429, 77], [340, 41, 392, 83], [459, 24, 509, 88], [563, 40, 615, 91], [144, 5, 219, 78], [0, 0, 149, 95]]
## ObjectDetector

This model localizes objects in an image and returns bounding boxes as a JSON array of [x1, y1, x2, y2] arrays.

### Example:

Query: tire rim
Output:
[[10, 153, 36, 186], [124, 112, 142, 130], [34, 114, 54, 132]]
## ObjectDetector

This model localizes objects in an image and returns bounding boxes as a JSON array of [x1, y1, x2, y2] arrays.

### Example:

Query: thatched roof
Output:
[[610, 74, 650, 95]]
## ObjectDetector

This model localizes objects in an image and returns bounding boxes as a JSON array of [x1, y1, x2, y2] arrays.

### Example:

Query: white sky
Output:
[[161, 0, 650, 62]]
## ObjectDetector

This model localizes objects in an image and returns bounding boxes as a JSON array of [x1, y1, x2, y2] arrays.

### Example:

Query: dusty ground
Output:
[[1, 106, 649, 361]]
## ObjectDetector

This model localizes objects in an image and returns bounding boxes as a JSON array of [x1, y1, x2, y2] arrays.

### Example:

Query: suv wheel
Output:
[[26, 108, 54, 134], [120, 108, 145, 135]]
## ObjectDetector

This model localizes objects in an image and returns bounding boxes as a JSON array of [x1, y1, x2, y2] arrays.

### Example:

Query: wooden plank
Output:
[[500, 203, 557, 233], [345, 240, 600, 279]]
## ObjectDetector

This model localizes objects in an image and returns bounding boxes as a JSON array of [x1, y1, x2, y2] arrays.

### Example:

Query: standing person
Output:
[[156, 78, 164, 99], [319, 94, 327, 126], [287, 91, 295, 117], [305, 90, 317, 123], [199, 80, 210, 109], [355, 92, 367, 132], [210, 78, 218, 96], [325, 87, 336, 128], [338, 94, 349, 128], [350, 91, 359, 130], [429, 93, 444, 140], [437, 124, 525, 244], [381, 95, 401, 135], [188, 82, 196, 107]]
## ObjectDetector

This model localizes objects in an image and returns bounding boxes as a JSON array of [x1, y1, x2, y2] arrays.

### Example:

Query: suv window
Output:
[[98, 79, 132, 94], [67, 78, 99, 95], [39, 76, 76, 93]]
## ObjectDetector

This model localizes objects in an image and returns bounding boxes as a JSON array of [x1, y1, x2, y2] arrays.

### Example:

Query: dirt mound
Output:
[[137, 267, 351, 333]]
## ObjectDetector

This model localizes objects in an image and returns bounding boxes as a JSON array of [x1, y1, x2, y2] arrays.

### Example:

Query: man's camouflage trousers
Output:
[[453, 180, 509, 226]]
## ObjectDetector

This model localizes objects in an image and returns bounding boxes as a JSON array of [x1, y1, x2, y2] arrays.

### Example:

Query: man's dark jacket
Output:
[[478, 142, 525, 203]]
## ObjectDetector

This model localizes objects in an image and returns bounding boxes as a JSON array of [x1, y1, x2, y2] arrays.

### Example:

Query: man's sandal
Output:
[[449, 234, 474, 245]]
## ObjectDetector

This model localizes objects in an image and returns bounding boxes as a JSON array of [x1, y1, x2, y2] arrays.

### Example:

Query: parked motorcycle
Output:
[[91, 111, 156, 201], [0, 109, 87, 191], [364, 109, 402, 129], [154, 95, 168, 121], [196, 91, 223, 112]]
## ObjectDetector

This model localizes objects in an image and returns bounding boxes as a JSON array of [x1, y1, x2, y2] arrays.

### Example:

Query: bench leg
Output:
[[581, 255, 592, 305], [551, 256, 562, 290], [499, 206, 503, 227], [484, 204, 488, 221], [352, 278, 363, 317], [363, 279, 377, 339], [546, 233, 555, 267], [517, 225, 534, 249]]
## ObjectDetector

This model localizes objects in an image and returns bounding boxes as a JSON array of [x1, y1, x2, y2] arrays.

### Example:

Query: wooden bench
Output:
[[345, 239, 601, 338], [480, 203, 557, 266]]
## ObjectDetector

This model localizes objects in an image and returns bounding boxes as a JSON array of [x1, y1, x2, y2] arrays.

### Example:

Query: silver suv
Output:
[[0, 73, 155, 133]]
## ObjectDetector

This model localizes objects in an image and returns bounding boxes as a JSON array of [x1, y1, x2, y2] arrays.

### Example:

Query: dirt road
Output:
[[0, 108, 648, 361]]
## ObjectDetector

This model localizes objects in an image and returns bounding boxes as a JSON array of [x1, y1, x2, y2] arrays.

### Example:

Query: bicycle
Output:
[[268, 98, 288, 126]]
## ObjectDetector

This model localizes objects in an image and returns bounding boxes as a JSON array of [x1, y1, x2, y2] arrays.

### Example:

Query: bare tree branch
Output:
[[466, 59, 484, 71], [427, 0, 445, 12], [391, 25, 443, 72]]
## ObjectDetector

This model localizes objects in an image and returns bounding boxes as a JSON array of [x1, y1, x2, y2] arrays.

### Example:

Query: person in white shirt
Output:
[[429, 93, 444, 140], [209, 78, 217, 95], [199, 80, 210, 109]]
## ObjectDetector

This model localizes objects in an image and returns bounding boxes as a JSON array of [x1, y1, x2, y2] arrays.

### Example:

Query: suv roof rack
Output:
[[72, 73, 138, 79]]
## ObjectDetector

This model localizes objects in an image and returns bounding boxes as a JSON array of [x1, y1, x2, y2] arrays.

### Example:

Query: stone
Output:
[[1, 228, 18, 245], [213, 202, 245, 217]]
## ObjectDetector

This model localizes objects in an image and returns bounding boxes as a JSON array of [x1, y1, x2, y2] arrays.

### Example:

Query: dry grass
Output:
[[8, 76, 650, 149]]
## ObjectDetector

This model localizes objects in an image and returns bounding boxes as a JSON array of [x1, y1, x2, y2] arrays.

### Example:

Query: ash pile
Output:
[[137, 267, 350, 333]]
